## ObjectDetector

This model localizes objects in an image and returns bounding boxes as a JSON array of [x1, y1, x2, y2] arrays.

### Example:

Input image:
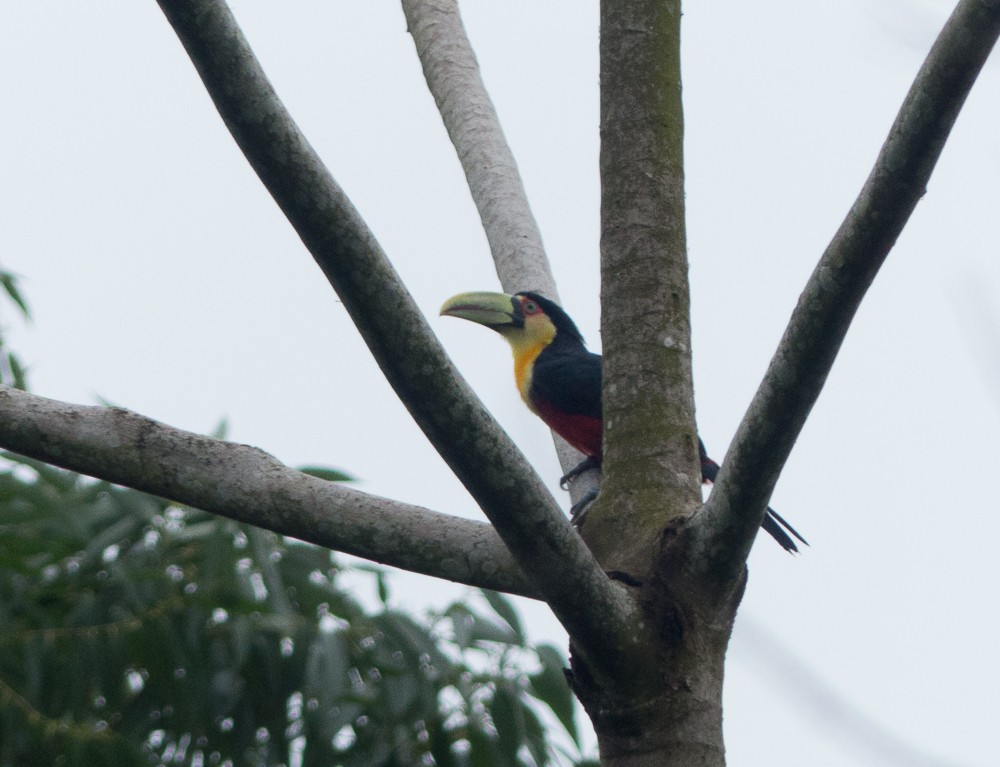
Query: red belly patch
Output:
[[532, 399, 602, 458]]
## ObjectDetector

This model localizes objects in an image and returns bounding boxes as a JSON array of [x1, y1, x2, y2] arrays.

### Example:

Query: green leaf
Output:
[[0, 270, 30, 319], [490, 682, 526, 767], [529, 644, 578, 747], [298, 465, 356, 482], [7, 352, 28, 390], [467, 721, 501, 767], [377, 573, 390, 605], [469, 614, 520, 647], [446, 604, 475, 650], [350, 563, 392, 606], [425, 716, 459, 767], [521, 703, 550, 766], [209, 417, 230, 440], [304, 629, 349, 706], [481, 589, 526, 646], [446, 604, 520, 648], [166, 520, 220, 542], [382, 671, 419, 718], [374, 611, 452, 673]]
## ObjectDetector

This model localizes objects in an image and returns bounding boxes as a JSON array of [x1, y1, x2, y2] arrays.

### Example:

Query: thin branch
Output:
[[401, 0, 555, 297], [698, 0, 1000, 579], [0, 386, 534, 596], [151, 0, 645, 680], [401, 0, 595, 500]]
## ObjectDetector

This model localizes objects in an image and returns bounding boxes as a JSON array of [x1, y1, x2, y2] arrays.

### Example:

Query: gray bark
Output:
[[590, 0, 702, 577], [401, 0, 553, 295]]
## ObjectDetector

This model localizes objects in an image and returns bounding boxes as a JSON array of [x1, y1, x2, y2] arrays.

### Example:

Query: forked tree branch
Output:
[[151, 0, 647, 680], [698, 0, 1000, 580], [0, 387, 535, 596]]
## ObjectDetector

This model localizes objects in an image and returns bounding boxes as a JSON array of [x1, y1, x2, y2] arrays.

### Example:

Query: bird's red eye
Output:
[[522, 299, 540, 315]]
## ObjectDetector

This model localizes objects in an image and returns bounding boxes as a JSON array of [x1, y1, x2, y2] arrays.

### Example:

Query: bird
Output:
[[440, 289, 807, 553]]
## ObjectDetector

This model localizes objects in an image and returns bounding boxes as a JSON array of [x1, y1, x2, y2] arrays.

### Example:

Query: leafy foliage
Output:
[[0, 452, 585, 766]]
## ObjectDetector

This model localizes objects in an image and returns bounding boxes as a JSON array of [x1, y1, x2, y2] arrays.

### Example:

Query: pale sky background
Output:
[[2, 1, 999, 765]]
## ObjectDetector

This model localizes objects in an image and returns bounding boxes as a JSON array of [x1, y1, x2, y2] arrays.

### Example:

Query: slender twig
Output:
[[698, 0, 1000, 579], [0, 386, 533, 596], [151, 0, 645, 679]]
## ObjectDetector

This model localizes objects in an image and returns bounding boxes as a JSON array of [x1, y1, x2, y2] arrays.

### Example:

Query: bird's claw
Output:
[[559, 455, 599, 490], [569, 488, 598, 526]]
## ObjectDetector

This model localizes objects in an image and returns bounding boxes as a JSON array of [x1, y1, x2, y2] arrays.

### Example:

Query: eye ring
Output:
[[522, 299, 539, 315]]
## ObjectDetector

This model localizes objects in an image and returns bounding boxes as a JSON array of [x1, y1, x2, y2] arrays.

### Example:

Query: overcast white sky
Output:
[[1, 1, 998, 765]]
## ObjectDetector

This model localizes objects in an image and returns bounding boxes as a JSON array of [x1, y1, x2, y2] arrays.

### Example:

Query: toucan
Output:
[[440, 290, 807, 553]]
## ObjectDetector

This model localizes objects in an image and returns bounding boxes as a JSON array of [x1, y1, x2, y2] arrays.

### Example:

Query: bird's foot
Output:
[[569, 488, 598, 526], [560, 455, 600, 490]]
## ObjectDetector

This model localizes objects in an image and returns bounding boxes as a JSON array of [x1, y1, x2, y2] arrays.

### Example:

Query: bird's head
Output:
[[440, 291, 585, 357]]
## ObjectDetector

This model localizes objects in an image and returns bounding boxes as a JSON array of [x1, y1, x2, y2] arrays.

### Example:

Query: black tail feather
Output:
[[762, 509, 807, 553], [765, 506, 809, 548]]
